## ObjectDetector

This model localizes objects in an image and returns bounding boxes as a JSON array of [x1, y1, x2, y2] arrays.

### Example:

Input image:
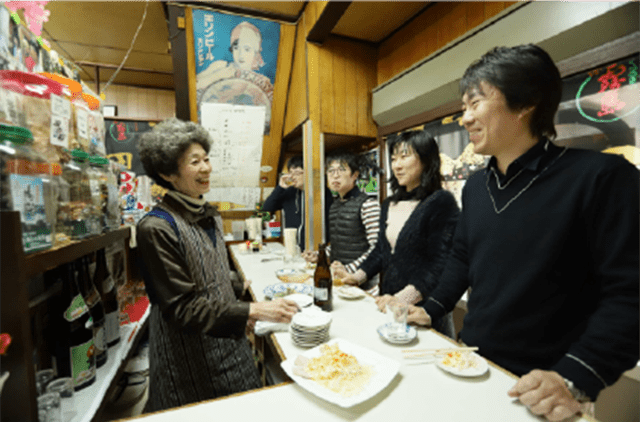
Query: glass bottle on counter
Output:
[[103, 158, 121, 231], [313, 244, 332, 312], [87, 155, 108, 235], [61, 149, 92, 239], [55, 261, 96, 391], [95, 248, 120, 347], [0, 124, 52, 252], [80, 255, 108, 368]]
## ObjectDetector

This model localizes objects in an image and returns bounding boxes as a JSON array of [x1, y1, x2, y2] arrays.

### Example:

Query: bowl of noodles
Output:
[[280, 338, 400, 407]]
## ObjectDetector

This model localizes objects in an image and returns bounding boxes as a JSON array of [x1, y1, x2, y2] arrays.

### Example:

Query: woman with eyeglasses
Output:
[[303, 151, 381, 295], [333, 130, 460, 338]]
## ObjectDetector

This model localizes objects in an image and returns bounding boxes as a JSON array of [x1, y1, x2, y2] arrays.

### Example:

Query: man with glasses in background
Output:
[[263, 155, 333, 250]]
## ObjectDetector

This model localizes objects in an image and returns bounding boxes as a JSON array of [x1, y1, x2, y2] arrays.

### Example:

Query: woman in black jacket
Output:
[[334, 130, 459, 338]]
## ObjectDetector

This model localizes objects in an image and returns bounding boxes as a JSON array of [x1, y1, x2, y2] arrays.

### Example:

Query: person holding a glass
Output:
[[333, 131, 460, 338], [262, 155, 333, 251]]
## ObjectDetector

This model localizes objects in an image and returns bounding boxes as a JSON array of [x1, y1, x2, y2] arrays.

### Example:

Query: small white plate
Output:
[[436, 352, 489, 377], [377, 323, 417, 345], [285, 293, 313, 308], [263, 283, 313, 299], [335, 286, 366, 300]]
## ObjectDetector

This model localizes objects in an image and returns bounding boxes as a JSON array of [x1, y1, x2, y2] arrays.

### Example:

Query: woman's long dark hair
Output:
[[386, 130, 442, 203]]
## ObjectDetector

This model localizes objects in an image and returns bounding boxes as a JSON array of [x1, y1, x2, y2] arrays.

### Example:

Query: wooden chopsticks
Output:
[[402, 346, 478, 359]]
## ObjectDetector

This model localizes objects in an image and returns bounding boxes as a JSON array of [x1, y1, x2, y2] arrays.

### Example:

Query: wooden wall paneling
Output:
[[260, 23, 296, 188], [284, 19, 309, 136], [344, 40, 358, 135], [332, 42, 347, 135], [168, 4, 190, 120], [435, 2, 468, 50], [485, 2, 507, 20], [377, 1, 516, 86], [354, 43, 368, 138], [121, 86, 132, 118], [361, 43, 378, 138], [185, 7, 198, 122], [466, 1, 486, 30], [319, 41, 334, 134]]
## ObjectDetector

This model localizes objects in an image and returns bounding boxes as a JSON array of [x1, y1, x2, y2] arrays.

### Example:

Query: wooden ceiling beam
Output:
[[170, 1, 301, 23], [306, 1, 352, 45], [76, 61, 174, 75]]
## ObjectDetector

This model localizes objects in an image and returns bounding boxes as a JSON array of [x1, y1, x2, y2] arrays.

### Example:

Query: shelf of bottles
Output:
[[70, 308, 149, 422]]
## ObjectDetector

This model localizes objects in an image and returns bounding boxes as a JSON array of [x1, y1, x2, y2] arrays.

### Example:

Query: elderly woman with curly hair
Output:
[[136, 118, 299, 412]]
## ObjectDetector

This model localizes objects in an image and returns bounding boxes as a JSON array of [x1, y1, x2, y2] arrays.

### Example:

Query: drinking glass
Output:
[[37, 392, 61, 422], [387, 302, 409, 337], [46, 378, 75, 421], [35, 369, 55, 396]]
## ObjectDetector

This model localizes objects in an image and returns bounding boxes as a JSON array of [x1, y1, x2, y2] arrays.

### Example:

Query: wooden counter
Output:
[[119, 243, 598, 422]]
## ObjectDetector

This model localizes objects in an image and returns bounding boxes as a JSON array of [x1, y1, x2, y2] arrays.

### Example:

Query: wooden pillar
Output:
[[304, 31, 325, 251]]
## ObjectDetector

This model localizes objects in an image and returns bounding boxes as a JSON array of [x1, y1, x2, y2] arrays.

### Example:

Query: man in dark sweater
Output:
[[262, 156, 332, 250], [407, 45, 639, 421]]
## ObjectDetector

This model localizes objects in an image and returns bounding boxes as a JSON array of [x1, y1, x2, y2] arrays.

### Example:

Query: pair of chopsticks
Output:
[[402, 346, 478, 359]]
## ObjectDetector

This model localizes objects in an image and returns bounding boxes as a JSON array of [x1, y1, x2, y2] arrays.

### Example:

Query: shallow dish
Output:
[[335, 286, 366, 300], [281, 338, 401, 408], [263, 283, 313, 300], [436, 351, 489, 377], [275, 268, 312, 283], [376, 323, 417, 345]]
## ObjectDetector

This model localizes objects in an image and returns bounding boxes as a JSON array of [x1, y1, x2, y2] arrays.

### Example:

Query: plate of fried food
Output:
[[281, 338, 400, 408]]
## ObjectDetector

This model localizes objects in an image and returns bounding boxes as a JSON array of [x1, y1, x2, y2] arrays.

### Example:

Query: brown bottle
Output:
[[313, 244, 332, 311]]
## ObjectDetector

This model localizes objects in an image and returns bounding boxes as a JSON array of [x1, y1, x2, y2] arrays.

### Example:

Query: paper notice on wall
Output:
[[200, 102, 266, 188], [50, 94, 71, 120], [204, 187, 261, 210], [76, 107, 89, 139], [49, 115, 69, 148]]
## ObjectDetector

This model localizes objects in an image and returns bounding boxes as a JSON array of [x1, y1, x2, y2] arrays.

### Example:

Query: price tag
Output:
[[76, 107, 88, 139], [49, 115, 69, 148], [50, 94, 71, 120]]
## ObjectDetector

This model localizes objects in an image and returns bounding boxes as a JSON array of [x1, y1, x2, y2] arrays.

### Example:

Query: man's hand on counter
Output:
[[249, 298, 300, 324], [508, 369, 581, 421], [406, 305, 432, 326]]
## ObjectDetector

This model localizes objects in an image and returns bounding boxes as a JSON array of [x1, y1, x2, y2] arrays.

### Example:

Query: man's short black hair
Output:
[[460, 44, 562, 139], [288, 155, 303, 170]]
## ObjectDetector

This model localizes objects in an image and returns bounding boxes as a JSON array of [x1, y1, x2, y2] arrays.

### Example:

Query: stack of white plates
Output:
[[290, 307, 332, 348]]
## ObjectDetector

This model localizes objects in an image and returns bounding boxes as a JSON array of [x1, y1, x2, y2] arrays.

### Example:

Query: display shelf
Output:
[[0, 211, 136, 422], [69, 307, 149, 422], [23, 227, 131, 279]]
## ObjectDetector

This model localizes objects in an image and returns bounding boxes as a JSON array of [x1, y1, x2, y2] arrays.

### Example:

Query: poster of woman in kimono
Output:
[[193, 9, 280, 135]]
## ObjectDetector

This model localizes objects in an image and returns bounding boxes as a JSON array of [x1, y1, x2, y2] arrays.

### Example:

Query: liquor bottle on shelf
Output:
[[55, 262, 96, 391], [80, 255, 108, 368], [313, 244, 332, 312], [95, 248, 120, 347]]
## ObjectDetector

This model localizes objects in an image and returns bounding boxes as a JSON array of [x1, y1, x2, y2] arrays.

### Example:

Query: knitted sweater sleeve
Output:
[[358, 200, 388, 279], [405, 190, 460, 301], [551, 160, 639, 400], [345, 198, 381, 273], [422, 190, 472, 320]]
